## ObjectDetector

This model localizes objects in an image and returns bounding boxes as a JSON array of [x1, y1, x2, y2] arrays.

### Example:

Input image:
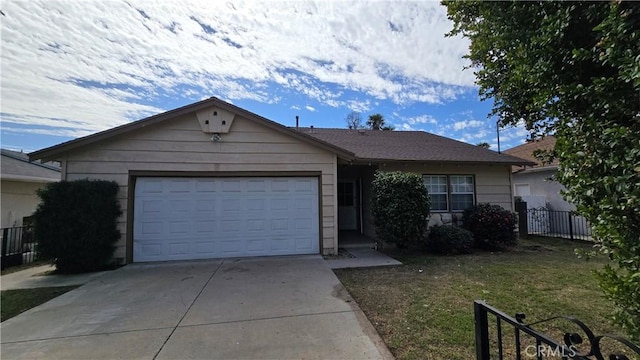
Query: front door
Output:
[[338, 180, 357, 231]]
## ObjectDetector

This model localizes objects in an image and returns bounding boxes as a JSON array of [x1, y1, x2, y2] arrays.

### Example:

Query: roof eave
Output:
[[513, 164, 558, 174], [29, 97, 222, 162], [349, 158, 537, 166], [29, 97, 356, 162]]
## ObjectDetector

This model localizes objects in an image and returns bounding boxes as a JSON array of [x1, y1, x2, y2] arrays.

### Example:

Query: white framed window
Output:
[[423, 175, 475, 212], [450, 175, 475, 211], [423, 175, 449, 211]]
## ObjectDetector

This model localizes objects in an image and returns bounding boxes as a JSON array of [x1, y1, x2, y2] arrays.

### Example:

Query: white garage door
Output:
[[133, 177, 319, 262]]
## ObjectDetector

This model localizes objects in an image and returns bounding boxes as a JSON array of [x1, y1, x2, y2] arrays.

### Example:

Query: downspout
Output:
[[359, 177, 363, 235]]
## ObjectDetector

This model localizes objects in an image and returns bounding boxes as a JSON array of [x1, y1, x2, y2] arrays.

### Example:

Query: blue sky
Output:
[[1, 1, 529, 153]]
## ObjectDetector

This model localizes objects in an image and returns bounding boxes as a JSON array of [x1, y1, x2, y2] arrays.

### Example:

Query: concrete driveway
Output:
[[0, 256, 393, 360]]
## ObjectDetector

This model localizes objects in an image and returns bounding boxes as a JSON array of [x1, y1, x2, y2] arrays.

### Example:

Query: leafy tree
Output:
[[476, 142, 490, 149], [367, 113, 389, 130], [444, 1, 640, 340], [345, 111, 363, 129]]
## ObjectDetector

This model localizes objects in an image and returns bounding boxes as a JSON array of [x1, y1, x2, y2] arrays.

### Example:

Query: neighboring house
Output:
[[504, 136, 590, 236], [1, 149, 61, 228], [30, 97, 531, 264]]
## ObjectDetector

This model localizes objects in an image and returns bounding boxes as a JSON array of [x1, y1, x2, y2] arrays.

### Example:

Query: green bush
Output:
[[371, 171, 430, 248], [462, 203, 517, 250], [34, 179, 122, 273], [427, 225, 475, 255]]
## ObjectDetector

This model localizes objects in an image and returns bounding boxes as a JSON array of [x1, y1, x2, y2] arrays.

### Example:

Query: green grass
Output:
[[335, 237, 618, 360], [1, 286, 78, 322]]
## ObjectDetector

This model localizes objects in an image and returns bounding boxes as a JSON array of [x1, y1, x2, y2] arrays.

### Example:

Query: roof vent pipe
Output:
[[295, 115, 299, 129]]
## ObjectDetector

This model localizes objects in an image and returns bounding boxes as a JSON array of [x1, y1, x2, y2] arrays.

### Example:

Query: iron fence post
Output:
[[568, 212, 574, 241], [474, 301, 491, 360], [515, 201, 528, 239], [1, 227, 8, 270]]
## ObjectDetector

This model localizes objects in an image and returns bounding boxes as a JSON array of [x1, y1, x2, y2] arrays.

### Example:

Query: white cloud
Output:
[[399, 123, 424, 131], [394, 114, 437, 132], [305, 105, 316, 112], [1, 0, 472, 136], [407, 114, 437, 125], [2, 126, 92, 139], [452, 120, 484, 131]]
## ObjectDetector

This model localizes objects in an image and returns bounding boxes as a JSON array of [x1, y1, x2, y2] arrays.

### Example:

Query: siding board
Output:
[[63, 114, 338, 261], [66, 151, 334, 164]]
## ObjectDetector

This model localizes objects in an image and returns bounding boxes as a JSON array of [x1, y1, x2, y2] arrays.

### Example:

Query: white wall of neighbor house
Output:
[[1, 155, 60, 228], [62, 111, 339, 262], [1, 181, 48, 228], [512, 169, 574, 211]]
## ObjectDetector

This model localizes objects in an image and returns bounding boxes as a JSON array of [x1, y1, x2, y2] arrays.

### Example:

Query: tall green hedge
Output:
[[34, 179, 122, 273], [371, 171, 430, 248]]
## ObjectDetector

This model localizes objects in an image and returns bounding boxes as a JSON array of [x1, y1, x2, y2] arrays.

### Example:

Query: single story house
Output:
[[30, 97, 531, 264], [1, 149, 61, 228], [504, 136, 591, 236]]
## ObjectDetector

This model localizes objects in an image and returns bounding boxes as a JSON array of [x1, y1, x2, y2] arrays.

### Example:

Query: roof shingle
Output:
[[296, 128, 533, 165], [503, 136, 558, 168]]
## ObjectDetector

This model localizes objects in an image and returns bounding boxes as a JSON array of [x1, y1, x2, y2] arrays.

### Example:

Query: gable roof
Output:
[[503, 136, 558, 171], [29, 97, 355, 162], [27, 97, 532, 166], [296, 128, 533, 165]]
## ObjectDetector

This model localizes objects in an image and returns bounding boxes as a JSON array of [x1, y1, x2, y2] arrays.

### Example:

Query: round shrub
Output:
[[462, 203, 518, 250], [426, 225, 475, 254], [371, 171, 430, 249]]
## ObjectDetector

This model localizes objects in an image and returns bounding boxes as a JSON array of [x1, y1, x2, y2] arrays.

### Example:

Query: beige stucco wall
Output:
[[380, 162, 514, 210], [62, 110, 338, 262], [1, 180, 47, 228], [338, 163, 514, 239], [375, 162, 514, 236]]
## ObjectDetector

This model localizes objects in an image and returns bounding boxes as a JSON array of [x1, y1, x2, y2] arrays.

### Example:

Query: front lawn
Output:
[[335, 237, 615, 360], [1, 286, 78, 322]]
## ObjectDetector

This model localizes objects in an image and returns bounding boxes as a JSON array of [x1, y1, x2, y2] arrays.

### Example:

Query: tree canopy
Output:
[[345, 111, 363, 129], [367, 113, 394, 130], [444, 0, 640, 340]]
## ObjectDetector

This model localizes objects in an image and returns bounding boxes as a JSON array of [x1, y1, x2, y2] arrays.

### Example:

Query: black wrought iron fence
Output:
[[475, 301, 640, 360], [1, 225, 37, 270], [516, 203, 593, 241]]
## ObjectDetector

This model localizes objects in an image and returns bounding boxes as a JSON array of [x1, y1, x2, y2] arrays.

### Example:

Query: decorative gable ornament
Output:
[[196, 107, 236, 134]]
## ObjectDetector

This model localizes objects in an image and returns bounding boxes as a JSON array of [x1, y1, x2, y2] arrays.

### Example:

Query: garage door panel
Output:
[[295, 237, 313, 250], [192, 219, 212, 231], [295, 179, 314, 192], [141, 221, 163, 235], [195, 179, 217, 192], [134, 177, 319, 262], [194, 241, 216, 254], [138, 179, 163, 193], [168, 221, 189, 234], [222, 179, 242, 192], [246, 239, 266, 251]]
